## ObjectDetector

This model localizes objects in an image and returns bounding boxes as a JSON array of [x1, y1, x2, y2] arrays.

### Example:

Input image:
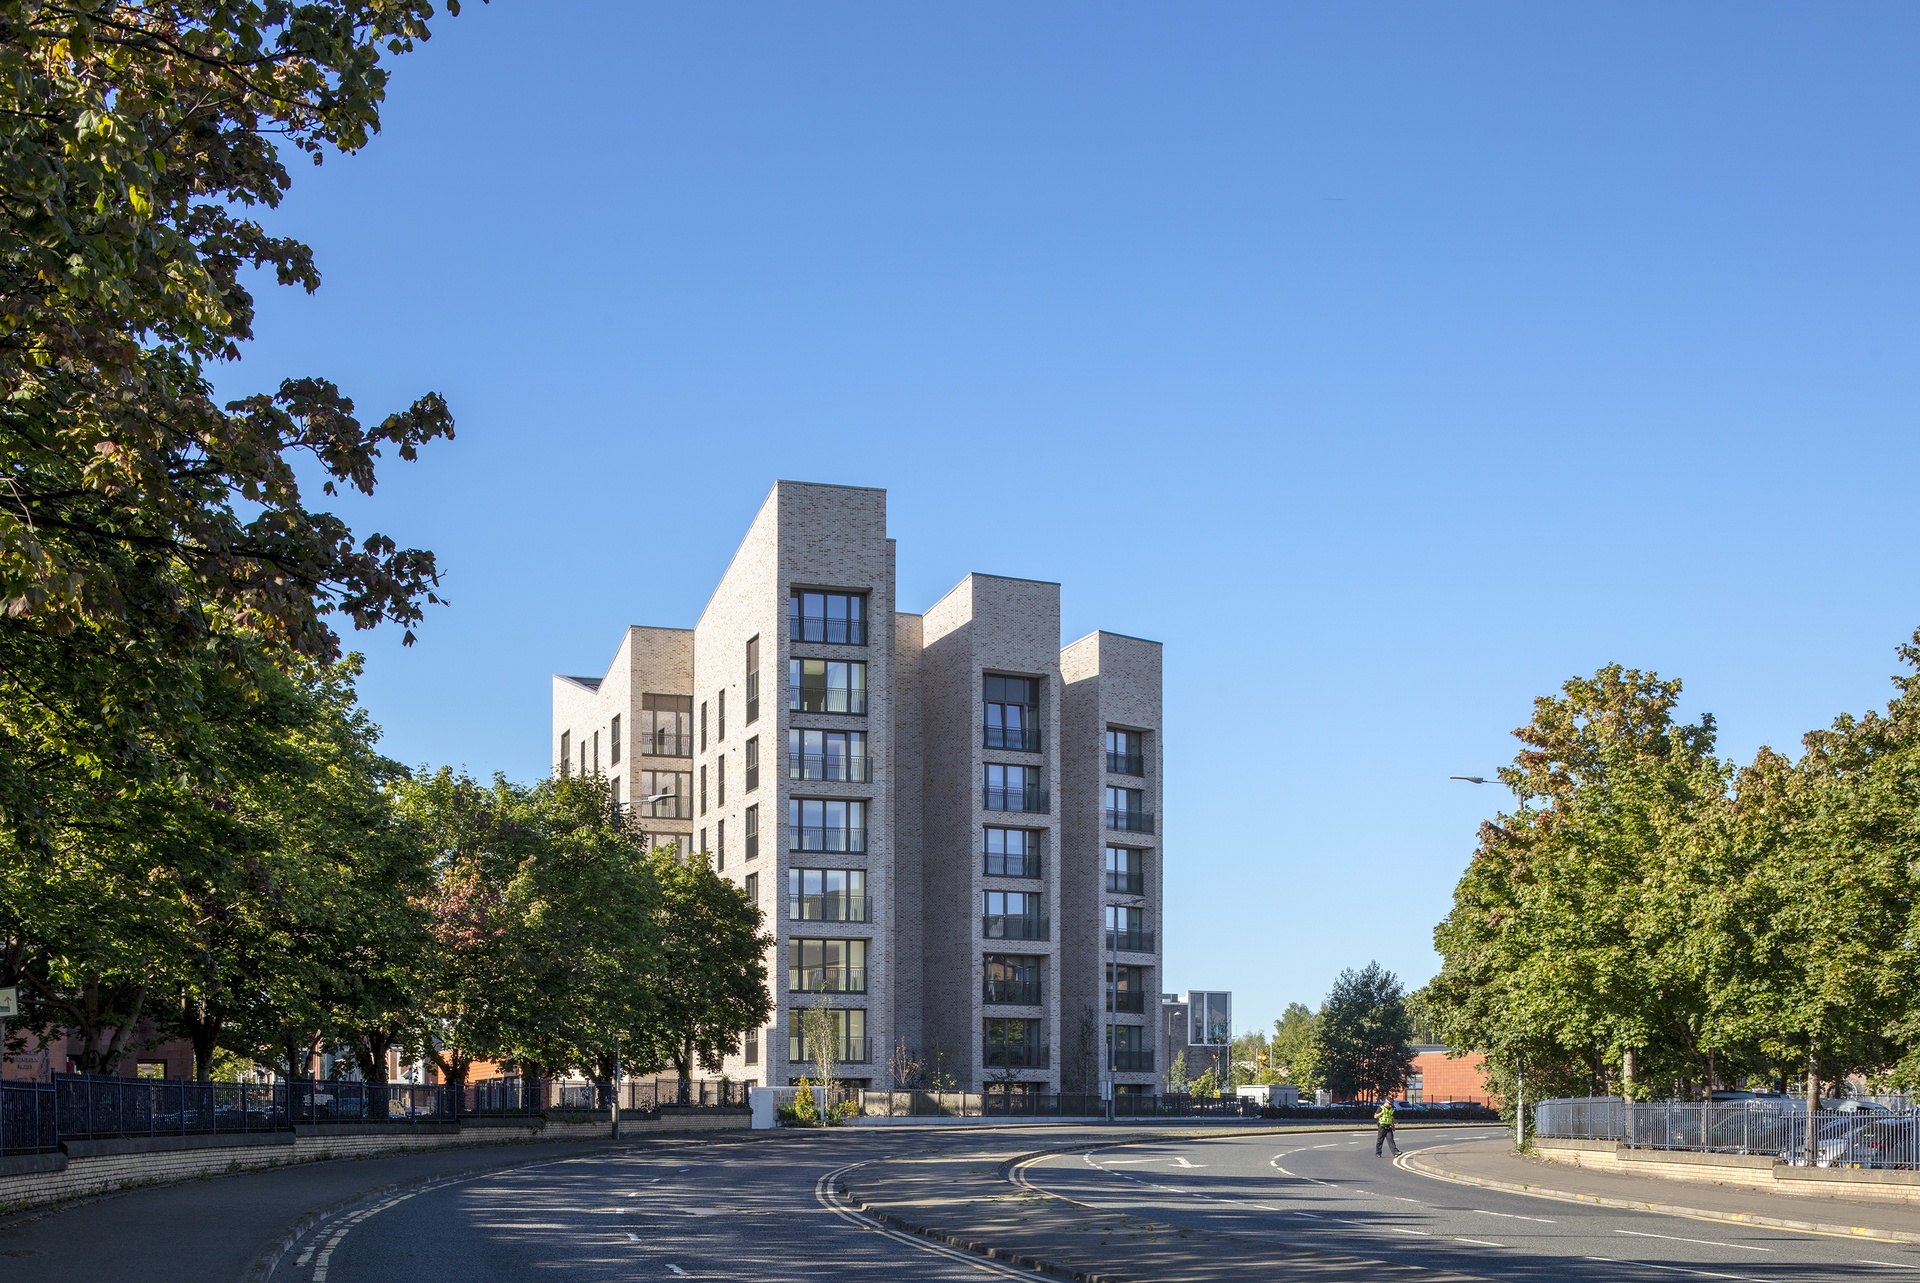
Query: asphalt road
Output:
[[1017, 1125, 1920, 1282]]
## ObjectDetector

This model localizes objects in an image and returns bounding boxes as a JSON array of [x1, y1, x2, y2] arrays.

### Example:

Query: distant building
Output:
[[1158, 990, 1230, 1091], [1405, 1043, 1492, 1104]]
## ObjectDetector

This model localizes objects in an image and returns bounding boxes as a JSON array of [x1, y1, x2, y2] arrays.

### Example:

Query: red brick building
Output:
[[1405, 1044, 1492, 1105]]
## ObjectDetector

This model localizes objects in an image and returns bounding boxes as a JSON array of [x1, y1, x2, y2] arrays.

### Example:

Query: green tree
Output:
[[1271, 1002, 1320, 1088], [1313, 962, 1415, 1101], [647, 847, 773, 1088], [1165, 1049, 1190, 1095]]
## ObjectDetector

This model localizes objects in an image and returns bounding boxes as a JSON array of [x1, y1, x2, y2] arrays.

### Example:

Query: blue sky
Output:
[[220, 2, 1920, 1036]]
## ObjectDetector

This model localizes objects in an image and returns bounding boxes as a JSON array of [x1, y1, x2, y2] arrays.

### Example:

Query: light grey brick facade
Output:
[[550, 482, 1164, 1093]]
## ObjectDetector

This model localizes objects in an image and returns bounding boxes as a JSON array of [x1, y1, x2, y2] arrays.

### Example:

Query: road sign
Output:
[[0, 986, 15, 1018]]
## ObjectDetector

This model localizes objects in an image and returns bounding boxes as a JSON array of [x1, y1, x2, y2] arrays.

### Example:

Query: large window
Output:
[[984, 763, 1045, 813], [559, 730, 569, 776], [789, 728, 869, 781], [746, 736, 760, 791], [983, 890, 1046, 940], [788, 869, 870, 922], [789, 659, 868, 714], [610, 715, 621, 766], [788, 798, 868, 852], [717, 689, 725, 741], [1106, 964, 1148, 1013], [983, 1018, 1046, 1068], [1190, 991, 1231, 1046], [641, 694, 693, 757], [984, 955, 1042, 1005], [984, 828, 1042, 878], [789, 1006, 868, 1063], [1105, 727, 1143, 776], [746, 636, 761, 724], [983, 674, 1040, 750], [1105, 847, 1145, 895], [789, 938, 868, 992], [1105, 785, 1151, 833], [790, 590, 867, 645], [1106, 903, 1150, 952], [746, 804, 759, 860], [1107, 1023, 1152, 1072], [637, 770, 691, 819]]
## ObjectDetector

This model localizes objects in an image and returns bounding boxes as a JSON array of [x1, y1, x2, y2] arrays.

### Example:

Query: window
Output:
[[1106, 904, 1150, 952], [983, 1018, 1045, 1068], [744, 872, 758, 905], [718, 689, 725, 741], [745, 1026, 759, 1066], [1105, 847, 1145, 895], [788, 659, 868, 714], [610, 715, 621, 765], [788, 728, 869, 781], [984, 763, 1044, 813], [1107, 1023, 1151, 1072], [746, 636, 761, 723], [1106, 964, 1148, 1013], [789, 1006, 868, 1063], [789, 937, 868, 992], [1190, 992, 1231, 1046], [717, 818, 725, 869], [788, 799, 867, 852], [984, 955, 1042, 1005], [593, 730, 600, 773], [580, 741, 587, 776], [611, 777, 621, 812], [701, 701, 708, 752], [983, 890, 1046, 939], [1106, 727, 1143, 776], [718, 755, 726, 806], [788, 869, 869, 922], [746, 804, 759, 860], [700, 764, 708, 816], [642, 694, 694, 756], [637, 770, 691, 818], [746, 736, 760, 791], [1105, 786, 1151, 833], [984, 828, 1041, 878], [559, 731, 570, 776], [699, 827, 706, 854], [984, 675, 1040, 750], [789, 590, 867, 644]]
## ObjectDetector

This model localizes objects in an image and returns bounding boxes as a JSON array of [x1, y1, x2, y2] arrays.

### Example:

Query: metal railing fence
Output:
[[51, 1073, 292, 1142], [1, 1080, 56, 1154], [286, 1080, 456, 1124], [1533, 1095, 1920, 1170], [852, 1090, 1260, 1119]]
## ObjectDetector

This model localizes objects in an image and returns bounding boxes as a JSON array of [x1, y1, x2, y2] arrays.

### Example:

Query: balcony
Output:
[[984, 852, 1043, 879], [1104, 868, 1143, 895], [789, 893, 873, 923], [1109, 1046, 1155, 1074], [789, 1035, 872, 1064], [1107, 990, 1146, 1013], [984, 978, 1042, 1005], [983, 914, 1049, 941], [788, 966, 868, 994], [984, 725, 1042, 752], [984, 1041, 1050, 1069], [1106, 928, 1154, 953], [643, 733, 693, 758], [1106, 750, 1145, 777], [790, 753, 873, 783], [788, 825, 867, 854], [985, 787, 1048, 814], [788, 685, 868, 716], [1105, 807, 1153, 834], [791, 618, 868, 646]]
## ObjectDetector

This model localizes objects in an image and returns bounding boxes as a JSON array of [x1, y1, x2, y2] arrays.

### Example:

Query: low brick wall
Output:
[[1535, 1136, 1920, 1204], [0, 1111, 749, 1213]]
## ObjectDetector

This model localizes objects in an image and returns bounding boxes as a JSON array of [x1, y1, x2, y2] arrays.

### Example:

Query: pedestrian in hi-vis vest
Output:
[[1374, 1098, 1399, 1156]]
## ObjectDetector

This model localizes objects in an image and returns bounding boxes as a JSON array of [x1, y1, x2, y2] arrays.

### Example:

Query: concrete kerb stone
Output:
[[1398, 1143, 1920, 1247]]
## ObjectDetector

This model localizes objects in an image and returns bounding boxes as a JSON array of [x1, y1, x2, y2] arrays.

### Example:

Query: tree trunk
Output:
[[1805, 1057, 1821, 1168]]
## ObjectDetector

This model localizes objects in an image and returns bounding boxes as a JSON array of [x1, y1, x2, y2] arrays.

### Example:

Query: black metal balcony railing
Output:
[[984, 914, 1049, 941], [789, 894, 873, 923], [1106, 750, 1145, 777], [1109, 1046, 1155, 1073], [789, 685, 868, 715], [788, 825, 867, 854], [985, 787, 1048, 814], [984, 724, 1042, 752], [789, 1035, 873, 1064], [1106, 928, 1155, 953], [985, 852, 1043, 879], [1107, 990, 1146, 1013], [1105, 868, 1144, 895], [643, 733, 694, 757], [985, 1041, 1050, 1069], [791, 617, 869, 646], [984, 978, 1042, 1005], [1105, 807, 1153, 833], [788, 966, 868, 994], [637, 797, 691, 820], [790, 753, 873, 782]]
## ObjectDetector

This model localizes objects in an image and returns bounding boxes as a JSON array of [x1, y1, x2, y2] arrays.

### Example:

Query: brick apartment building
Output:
[[552, 481, 1165, 1095]]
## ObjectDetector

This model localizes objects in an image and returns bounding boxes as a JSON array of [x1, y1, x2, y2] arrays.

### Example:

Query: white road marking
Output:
[[1456, 1238, 1506, 1248], [666, 1267, 690, 1277], [1473, 1208, 1556, 1223], [1171, 1156, 1206, 1168], [1616, 1229, 1772, 1253], [1861, 1261, 1920, 1270], [815, 1164, 1038, 1280], [627, 1233, 641, 1241], [1584, 1256, 1762, 1281]]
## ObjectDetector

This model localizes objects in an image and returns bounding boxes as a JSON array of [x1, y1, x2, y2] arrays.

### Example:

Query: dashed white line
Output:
[[1584, 1256, 1762, 1281], [666, 1267, 690, 1278], [1473, 1208, 1556, 1223], [1616, 1229, 1772, 1253], [1861, 1261, 1920, 1270], [1455, 1237, 1506, 1248]]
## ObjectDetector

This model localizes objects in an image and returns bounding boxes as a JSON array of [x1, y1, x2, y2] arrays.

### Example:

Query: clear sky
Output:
[[219, 2, 1920, 1039]]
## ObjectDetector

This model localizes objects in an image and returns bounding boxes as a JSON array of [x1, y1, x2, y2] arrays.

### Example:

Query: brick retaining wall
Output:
[[1536, 1136, 1920, 1204]]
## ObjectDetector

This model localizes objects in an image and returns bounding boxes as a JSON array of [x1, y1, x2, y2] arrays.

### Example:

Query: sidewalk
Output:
[[1404, 1136, 1920, 1244]]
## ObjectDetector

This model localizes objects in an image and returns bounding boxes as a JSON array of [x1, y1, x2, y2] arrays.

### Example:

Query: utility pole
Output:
[[611, 1036, 622, 1140]]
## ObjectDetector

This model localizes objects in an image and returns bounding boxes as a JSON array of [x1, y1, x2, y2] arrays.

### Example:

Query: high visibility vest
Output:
[[1378, 1105, 1395, 1126]]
